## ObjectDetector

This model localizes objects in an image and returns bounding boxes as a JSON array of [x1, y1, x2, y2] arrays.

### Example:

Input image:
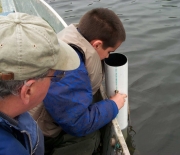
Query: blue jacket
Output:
[[43, 49, 119, 137], [0, 112, 44, 155]]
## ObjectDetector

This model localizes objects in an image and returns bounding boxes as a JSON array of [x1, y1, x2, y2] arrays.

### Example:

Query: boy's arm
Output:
[[43, 66, 119, 137]]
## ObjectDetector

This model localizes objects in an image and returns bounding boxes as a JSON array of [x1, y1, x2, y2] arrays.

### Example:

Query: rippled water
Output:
[[46, 0, 180, 154]]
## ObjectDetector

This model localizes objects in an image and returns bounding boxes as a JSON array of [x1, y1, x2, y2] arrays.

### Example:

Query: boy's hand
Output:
[[110, 92, 127, 109]]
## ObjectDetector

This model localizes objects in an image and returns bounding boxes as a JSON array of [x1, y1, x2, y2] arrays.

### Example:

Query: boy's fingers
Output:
[[121, 94, 127, 98]]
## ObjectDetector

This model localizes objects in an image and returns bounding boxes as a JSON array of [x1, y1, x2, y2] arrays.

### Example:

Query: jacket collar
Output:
[[0, 111, 18, 126]]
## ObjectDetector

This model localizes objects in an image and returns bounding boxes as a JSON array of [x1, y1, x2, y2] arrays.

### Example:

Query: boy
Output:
[[31, 8, 127, 155]]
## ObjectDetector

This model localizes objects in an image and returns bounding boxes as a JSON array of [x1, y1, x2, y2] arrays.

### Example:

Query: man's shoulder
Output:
[[0, 125, 16, 144], [0, 125, 29, 154], [0, 124, 18, 140]]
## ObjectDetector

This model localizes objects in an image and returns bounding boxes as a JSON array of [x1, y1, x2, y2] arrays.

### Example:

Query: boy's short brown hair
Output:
[[78, 8, 126, 49]]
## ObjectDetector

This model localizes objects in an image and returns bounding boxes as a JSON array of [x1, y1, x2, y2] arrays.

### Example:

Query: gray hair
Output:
[[0, 70, 50, 99]]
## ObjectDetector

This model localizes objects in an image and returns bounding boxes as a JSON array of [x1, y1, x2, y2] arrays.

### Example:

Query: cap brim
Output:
[[52, 40, 80, 71]]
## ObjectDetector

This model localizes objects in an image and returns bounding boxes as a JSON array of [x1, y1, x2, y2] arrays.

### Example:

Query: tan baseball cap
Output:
[[0, 12, 80, 80]]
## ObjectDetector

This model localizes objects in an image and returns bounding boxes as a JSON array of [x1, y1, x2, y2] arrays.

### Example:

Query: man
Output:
[[0, 12, 79, 155], [31, 8, 127, 155]]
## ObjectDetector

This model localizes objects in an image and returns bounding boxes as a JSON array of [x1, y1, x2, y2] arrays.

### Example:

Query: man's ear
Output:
[[90, 40, 103, 50], [20, 80, 36, 105]]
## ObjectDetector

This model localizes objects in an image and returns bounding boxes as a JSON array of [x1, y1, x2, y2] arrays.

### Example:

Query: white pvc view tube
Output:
[[104, 53, 128, 130]]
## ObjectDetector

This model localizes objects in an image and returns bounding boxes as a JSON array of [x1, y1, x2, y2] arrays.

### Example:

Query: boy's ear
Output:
[[20, 80, 36, 105], [90, 40, 103, 49]]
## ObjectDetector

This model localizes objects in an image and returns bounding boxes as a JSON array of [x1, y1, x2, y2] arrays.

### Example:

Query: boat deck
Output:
[[0, 0, 66, 33]]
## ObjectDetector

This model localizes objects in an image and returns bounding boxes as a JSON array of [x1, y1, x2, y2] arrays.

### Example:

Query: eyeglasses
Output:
[[46, 71, 65, 82]]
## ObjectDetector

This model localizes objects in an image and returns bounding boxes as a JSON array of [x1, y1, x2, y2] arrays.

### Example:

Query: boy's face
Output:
[[91, 40, 122, 60]]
